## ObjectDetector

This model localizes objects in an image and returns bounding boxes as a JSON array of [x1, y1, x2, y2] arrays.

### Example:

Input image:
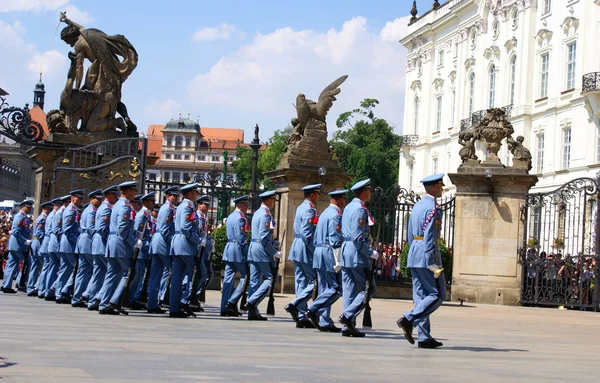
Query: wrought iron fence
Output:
[[401, 134, 419, 147], [582, 72, 600, 93]]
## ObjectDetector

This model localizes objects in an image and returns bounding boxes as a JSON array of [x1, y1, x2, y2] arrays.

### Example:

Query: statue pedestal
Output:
[[267, 161, 351, 293], [448, 168, 537, 305]]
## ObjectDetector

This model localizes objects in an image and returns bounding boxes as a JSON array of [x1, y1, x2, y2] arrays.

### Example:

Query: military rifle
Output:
[[362, 221, 380, 328], [18, 245, 31, 291], [266, 239, 281, 315], [116, 221, 147, 315], [189, 244, 204, 308]]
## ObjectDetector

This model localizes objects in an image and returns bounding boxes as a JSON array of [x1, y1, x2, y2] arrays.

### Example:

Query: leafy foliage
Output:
[[231, 146, 253, 189], [211, 225, 227, 269], [399, 239, 453, 282]]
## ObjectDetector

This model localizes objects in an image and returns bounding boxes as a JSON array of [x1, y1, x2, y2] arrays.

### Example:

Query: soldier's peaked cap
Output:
[[233, 195, 250, 204], [302, 184, 322, 192], [41, 201, 53, 208], [179, 183, 199, 193], [329, 189, 348, 197], [60, 195, 71, 202], [102, 185, 119, 195], [19, 199, 34, 207], [420, 173, 445, 187], [51, 198, 62, 205], [132, 194, 143, 202], [163, 186, 179, 195], [350, 179, 371, 192], [259, 190, 276, 199], [196, 195, 210, 204], [118, 181, 138, 191], [141, 193, 156, 201], [69, 189, 85, 198], [88, 189, 103, 198]]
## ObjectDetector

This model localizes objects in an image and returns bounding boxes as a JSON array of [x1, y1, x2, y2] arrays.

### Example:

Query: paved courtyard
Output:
[[0, 291, 599, 382]]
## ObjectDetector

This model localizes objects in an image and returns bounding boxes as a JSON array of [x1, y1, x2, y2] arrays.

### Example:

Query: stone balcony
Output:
[[460, 105, 513, 132], [582, 72, 600, 117], [401, 134, 419, 148]]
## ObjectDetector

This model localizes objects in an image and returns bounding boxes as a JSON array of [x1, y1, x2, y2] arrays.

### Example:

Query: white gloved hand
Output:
[[334, 263, 341, 273], [370, 250, 379, 260], [134, 239, 143, 250], [428, 264, 444, 279], [274, 251, 282, 260], [25, 239, 32, 246], [200, 237, 207, 247]]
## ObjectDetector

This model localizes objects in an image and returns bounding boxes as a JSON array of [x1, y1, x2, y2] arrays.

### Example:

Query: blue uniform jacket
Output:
[[223, 209, 248, 263], [8, 210, 31, 252], [288, 200, 317, 265], [31, 212, 47, 255], [171, 198, 200, 256], [75, 204, 96, 255], [248, 204, 277, 263], [60, 203, 80, 254], [407, 195, 442, 269], [150, 201, 175, 256], [40, 209, 56, 255], [340, 198, 373, 269], [91, 201, 112, 256], [313, 204, 343, 272], [133, 206, 152, 260], [106, 197, 136, 258], [48, 206, 65, 253]]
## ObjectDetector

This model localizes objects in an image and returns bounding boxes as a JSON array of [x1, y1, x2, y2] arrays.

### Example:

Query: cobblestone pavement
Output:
[[0, 291, 599, 382]]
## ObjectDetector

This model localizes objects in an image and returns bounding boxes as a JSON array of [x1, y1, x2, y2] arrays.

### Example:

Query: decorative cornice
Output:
[[410, 80, 422, 92], [535, 29, 553, 48], [433, 78, 445, 93], [562, 16, 579, 37], [504, 37, 517, 53], [449, 70, 457, 84], [483, 45, 501, 62], [464, 57, 476, 70]]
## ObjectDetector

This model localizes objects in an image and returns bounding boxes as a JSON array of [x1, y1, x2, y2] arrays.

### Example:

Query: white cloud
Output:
[[193, 23, 238, 42], [27, 50, 68, 79], [0, 0, 69, 12], [0, 20, 30, 48], [380, 16, 410, 42], [142, 99, 181, 123], [63, 4, 93, 24], [188, 16, 410, 136]]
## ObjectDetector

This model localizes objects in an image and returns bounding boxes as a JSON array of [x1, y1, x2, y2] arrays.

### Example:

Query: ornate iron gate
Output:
[[519, 176, 600, 310], [52, 137, 148, 197]]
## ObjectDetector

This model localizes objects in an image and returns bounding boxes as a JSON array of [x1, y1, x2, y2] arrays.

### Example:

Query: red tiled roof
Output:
[[29, 105, 49, 140]]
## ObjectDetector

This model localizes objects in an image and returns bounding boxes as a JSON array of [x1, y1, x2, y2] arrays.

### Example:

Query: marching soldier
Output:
[[45, 195, 70, 301], [220, 195, 250, 317], [56, 189, 84, 304], [87, 185, 119, 310], [195, 195, 214, 311], [26, 201, 52, 296], [339, 179, 378, 337], [37, 198, 61, 299], [397, 173, 446, 349], [131, 194, 143, 214], [246, 190, 282, 321], [305, 189, 348, 332], [169, 183, 201, 318], [71, 189, 103, 307], [98, 181, 142, 315], [285, 184, 321, 328], [1, 200, 33, 294], [128, 192, 156, 310], [147, 186, 178, 314]]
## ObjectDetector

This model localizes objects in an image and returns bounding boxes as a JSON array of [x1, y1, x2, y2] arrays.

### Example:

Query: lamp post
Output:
[[249, 124, 261, 209]]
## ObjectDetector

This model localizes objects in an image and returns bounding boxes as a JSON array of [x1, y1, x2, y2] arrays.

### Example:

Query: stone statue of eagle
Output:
[[295, 75, 348, 133]]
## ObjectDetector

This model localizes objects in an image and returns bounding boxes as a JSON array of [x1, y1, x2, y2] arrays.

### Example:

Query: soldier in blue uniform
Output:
[[37, 198, 61, 299], [56, 189, 84, 303], [87, 185, 119, 310], [98, 181, 142, 315], [339, 179, 378, 338], [285, 184, 321, 328], [169, 183, 201, 318], [26, 201, 52, 296], [220, 195, 250, 317], [71, 189, 103, 307], [147, 186, 178, 314], [1, 200, 33, 293], [195, 195, 214, 310], [247, 190, 281, 321], [128, 192, 155, 310], [44, 195, 71, 301], [305, 190, 348, 332], [397, 173, 446, 349]]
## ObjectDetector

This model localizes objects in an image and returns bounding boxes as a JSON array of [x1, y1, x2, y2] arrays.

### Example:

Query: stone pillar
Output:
[[28, 146, 69, 214], [448, 168, 537, 305]]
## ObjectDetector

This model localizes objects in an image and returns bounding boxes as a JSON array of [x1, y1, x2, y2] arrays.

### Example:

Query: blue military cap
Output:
[[350, 178, 371, 192], [51, 198, 62, 205], [301, 183, 322, 192], [164, 186, 179, 195], [132, 194, 143, 202], [179, 182, 199, 193], [141, 192, 156, 201], [70, 189, 85, 198], [88, 189, 103, 199], [196, 195, 211, 204], [60, 195, 71, 202], [118, 181, 138, 191], [329, 189, 348, 197], [40, 201, 53, 208], [102, 185, 119, 195], [259, 190, 276, 199], [153, 205, 161, 212], [19, 199, 34, 207], [420, 173, 445, 187], [233, 195, 250, 204]]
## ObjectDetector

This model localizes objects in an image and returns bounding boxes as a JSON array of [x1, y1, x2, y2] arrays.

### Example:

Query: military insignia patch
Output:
[[359, 218, 365, 226], [104, 216, 109, 222], [123, 214, 129, 221], [336, 224, 341, 232], [68, 217, 73, 223], [166, 217, 170, 223], [58, 220, 62, 226], [265, 221, 271, 230]]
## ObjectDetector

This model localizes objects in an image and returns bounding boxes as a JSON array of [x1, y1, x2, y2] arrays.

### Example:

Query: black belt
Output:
[[109, 231, 116, 235], [175, 230, 181, 235]]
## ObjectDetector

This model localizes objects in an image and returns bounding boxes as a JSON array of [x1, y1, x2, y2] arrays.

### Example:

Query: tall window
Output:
[[172, 172, 180, 183], [166, 136, 172, 147], [451, 90, 456, 126], [536, 134, 544, 174], [543, 0, 551, 14], [414, 96, 420, 133], [596, 119, 600, 163], [454, 42, 458, 58], [510, 56, 517, 105], [468, 72, 476, 115], [540, 53, 549, 98], [566, 42, 577, 90], [488, 65, 496, 108], [185, 137, 192, 147], [562, 127, 571, 169], [438, 50, 444, 66], [435, 96, 442, 132], [175, 136, 183, 148], [408, 163, 414, 188], [432, 158, 439, 174]]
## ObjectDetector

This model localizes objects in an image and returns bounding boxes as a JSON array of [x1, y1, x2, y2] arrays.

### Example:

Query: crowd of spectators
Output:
[[0, 210, 13, 279], [373, 242, 406, 281]]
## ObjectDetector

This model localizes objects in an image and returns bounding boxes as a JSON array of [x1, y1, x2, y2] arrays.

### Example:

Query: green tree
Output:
[[231, 146, 253, 189], [258, 129, 289, 189], [332, 99, 402, 191]]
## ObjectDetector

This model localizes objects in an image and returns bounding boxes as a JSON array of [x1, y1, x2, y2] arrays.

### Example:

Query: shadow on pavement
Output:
[[0, 357, 17, 368], [442, 346, 528, 352]]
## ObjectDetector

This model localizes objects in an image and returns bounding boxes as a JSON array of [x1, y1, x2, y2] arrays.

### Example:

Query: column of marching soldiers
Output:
[[0, 175, 446, 345]]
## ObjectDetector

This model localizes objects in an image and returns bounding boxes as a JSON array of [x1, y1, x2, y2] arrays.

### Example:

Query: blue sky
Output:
[[1, 0, 434, 142]]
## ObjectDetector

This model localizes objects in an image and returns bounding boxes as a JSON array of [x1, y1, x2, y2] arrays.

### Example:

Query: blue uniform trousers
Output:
[[26, 247, 42, 293], [220, 261, 247, 312], [147, 254, 171, 310], [197, 258, 213, 297], [128, 258, 147, 304], [159, 265, 170, 301], [71, 253, 93, 304], [99, 257, 129, 310], [403, 268, 446, 342], [290, 261, 316, 321], [43, 252, 60, 298], [36, 252, 51, 294], [341, 266, 376, 323], [170, 255, 195, 313], [247, 261, 274, 310], [308, 269, 342, 327], [2, 251, 25, 289], [87, 255, 107, 307], [56, 253, 75, 296]]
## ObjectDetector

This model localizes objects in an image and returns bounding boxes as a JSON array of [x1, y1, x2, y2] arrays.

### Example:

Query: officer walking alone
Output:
[[1, 200, 33, 294]]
